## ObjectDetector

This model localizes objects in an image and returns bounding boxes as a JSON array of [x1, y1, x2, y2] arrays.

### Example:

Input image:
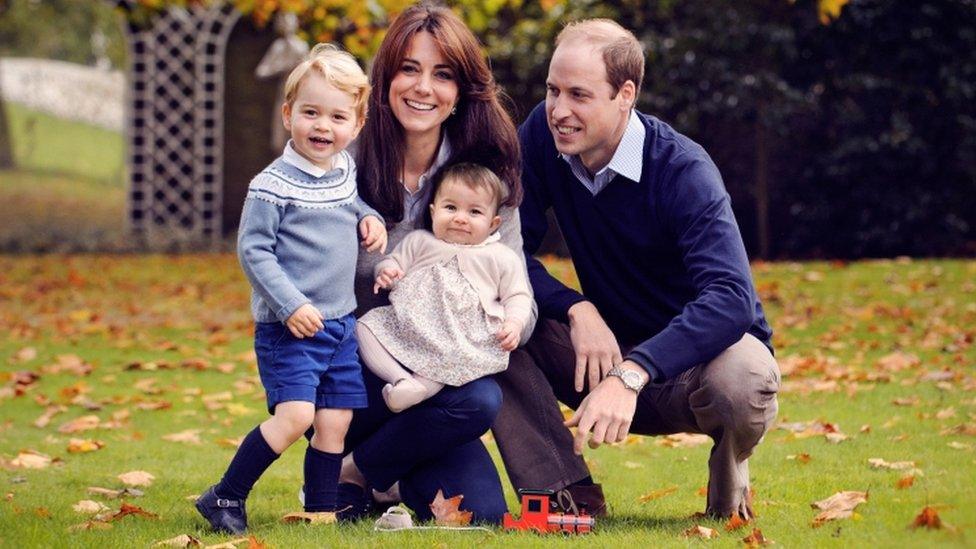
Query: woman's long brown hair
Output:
[[356, 1, 522, 224]]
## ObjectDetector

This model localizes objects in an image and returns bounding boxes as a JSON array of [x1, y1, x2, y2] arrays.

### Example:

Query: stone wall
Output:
[[0, 58, 124, 131]]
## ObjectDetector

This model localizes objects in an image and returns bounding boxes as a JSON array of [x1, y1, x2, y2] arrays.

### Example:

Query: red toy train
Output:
[[502, 489, 595, 534]]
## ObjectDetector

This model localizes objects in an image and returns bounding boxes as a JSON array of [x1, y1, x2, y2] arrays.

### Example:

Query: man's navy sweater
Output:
[[519, 103, 773, 380]]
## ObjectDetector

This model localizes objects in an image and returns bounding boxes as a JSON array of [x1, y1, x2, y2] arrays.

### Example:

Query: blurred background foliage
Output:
[[0, 0, 973, 258]]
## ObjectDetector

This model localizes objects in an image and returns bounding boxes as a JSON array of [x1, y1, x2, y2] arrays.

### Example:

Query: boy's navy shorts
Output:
[[254, 313, 367, 413]]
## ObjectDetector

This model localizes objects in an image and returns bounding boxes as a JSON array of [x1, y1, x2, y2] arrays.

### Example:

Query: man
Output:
[[492, 19, 780, 520]]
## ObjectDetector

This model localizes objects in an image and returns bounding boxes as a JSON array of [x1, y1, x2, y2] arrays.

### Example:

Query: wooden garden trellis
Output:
[[120, 1, 241, 245]]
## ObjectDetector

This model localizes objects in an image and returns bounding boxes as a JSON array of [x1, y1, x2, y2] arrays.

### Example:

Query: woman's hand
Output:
[[373, 267, 405, 294], [286, 303, 325, 338], [495, 320, 523, 351], [360, 216, 388, 254]]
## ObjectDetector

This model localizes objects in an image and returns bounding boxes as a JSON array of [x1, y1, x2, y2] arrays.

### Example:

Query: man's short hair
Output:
[[283, 43, 370, 121], [555, 19, 644, 97]]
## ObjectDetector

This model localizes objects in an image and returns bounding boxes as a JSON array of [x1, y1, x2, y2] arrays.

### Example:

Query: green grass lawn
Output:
[[1, 103, 126, 252], [1, 256, 973, 547]]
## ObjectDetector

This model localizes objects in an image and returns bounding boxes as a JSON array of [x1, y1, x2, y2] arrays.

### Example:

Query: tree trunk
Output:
[[0, 83, 14, 169], [754, 104, 770, 259]]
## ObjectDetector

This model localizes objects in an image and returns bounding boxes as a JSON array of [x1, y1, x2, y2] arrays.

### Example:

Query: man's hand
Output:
[[373, 266, 405, 294], [563, 360, 646, 453], [359, 216, 388, 254], [567, 301, 622, 392], [495, 319, 523, 351], [286, 303, 325, 338]]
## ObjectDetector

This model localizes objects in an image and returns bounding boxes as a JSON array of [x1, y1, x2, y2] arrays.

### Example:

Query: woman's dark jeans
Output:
[[345, 368, 507, 524]]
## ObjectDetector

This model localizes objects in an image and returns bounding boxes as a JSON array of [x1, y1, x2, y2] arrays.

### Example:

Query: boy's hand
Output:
[[360, 216, 388, 254], [495, 320, 522, 351], [373, 267, 404, 294], [286, 304, 324, 338]]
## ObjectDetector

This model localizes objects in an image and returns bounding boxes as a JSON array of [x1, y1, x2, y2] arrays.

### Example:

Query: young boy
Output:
[[195, 43, 386, 534]]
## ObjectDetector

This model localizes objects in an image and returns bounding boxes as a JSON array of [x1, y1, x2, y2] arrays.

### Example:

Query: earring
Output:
[[451, 106, 457, 115]]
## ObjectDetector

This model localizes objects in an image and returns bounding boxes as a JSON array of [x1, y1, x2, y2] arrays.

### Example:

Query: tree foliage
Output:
[[2, 0, 972, 257]]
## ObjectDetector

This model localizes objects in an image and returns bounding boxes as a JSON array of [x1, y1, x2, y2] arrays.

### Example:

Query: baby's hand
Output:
[[360, 216, 388, 254], [286, 304, 324, 338], [373, 267, 405, 294], [495, 320, 522, 351]]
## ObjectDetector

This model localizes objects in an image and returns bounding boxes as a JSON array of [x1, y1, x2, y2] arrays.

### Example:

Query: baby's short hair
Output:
[[283, 43, 370, 121], [437, 163, 509, 213]]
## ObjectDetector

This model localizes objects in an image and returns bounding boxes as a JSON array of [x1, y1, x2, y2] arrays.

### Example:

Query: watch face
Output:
[[621, 370, 643, 389]]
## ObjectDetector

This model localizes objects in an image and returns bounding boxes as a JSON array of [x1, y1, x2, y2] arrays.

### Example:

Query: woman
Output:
[[336, 2, 536, 523]]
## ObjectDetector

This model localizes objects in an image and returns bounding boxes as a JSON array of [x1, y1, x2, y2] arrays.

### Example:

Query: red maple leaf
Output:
[[429, 489, 472, 526]]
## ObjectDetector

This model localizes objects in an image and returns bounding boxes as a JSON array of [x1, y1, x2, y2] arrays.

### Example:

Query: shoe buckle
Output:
[[216, 498, 239, 508]]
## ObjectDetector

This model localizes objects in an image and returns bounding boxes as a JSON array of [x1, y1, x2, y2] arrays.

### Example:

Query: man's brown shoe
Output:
[[553, 483, 608, 518]]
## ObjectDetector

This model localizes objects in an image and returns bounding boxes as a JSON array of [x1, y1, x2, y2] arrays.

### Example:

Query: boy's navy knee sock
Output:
[[303, 445, 342, 512], [215, 426, 279, 501]]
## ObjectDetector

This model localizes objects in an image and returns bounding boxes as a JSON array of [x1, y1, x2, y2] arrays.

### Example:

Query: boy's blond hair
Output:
[[283, 43, 370, 121]]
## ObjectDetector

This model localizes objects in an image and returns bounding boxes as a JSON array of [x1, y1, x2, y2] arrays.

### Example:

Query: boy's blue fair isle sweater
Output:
[[237, 145, 381, 323]]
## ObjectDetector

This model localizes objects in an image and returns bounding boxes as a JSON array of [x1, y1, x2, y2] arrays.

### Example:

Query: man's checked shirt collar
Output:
[[560, 109, 645, 195]]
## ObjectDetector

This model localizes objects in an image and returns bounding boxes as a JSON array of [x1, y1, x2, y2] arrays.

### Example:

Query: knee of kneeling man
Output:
[[705, 353, 778, 402]]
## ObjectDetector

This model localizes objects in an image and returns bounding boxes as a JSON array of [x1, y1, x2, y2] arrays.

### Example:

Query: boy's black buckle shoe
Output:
[[195, 485, 248, 534], [335, 482, 371, 522]]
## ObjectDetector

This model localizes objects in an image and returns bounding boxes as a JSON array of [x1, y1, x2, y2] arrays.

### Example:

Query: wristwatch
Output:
[[607, 366, 647, 393]]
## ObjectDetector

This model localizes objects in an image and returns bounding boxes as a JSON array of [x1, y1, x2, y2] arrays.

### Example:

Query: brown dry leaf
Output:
[[125, 360, 171, 371], [162, 430, 202, 445], [58, 415, 100, 434], [216, 436, 244, 449], [87, 486, 145, 499], [936, 407, 957, 420], [867, 458, 916, 470], [11, 450, 53, 469], [135, 400, 172, 411], [811, 490, 868, 527], [152, 534, 202, 547], [280, 511, 337, 524], [892, 396, 920, 407], [656, 433, 711, 448], [638, 486, 678, 503], [947, 441, 971, 450], [725, 513, 749, 531], [105, 502, 158, 521], [11, 347, 38, 363], [68, 438, 106, 453], [896, 475, 915, 489], [134, 378, 162, 395], [825, 432, 849, 444], [73, 500, 109, 514], [940, 423, 976, 436], [216, 363, 237, 374], [118, 470, 155, 487], [742, 527, 772, 546], [682, 525, 719, 539], [876, 351, 920, 372], [33, 405, 67, 428], [429, 489, 472, 526], [910, 506, 942, 529], [787, 453, 812, 464], [44, 354, 93, 376]]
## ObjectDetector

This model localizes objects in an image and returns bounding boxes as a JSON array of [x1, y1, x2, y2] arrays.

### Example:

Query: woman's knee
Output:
[[453, 377, 502, 425]]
